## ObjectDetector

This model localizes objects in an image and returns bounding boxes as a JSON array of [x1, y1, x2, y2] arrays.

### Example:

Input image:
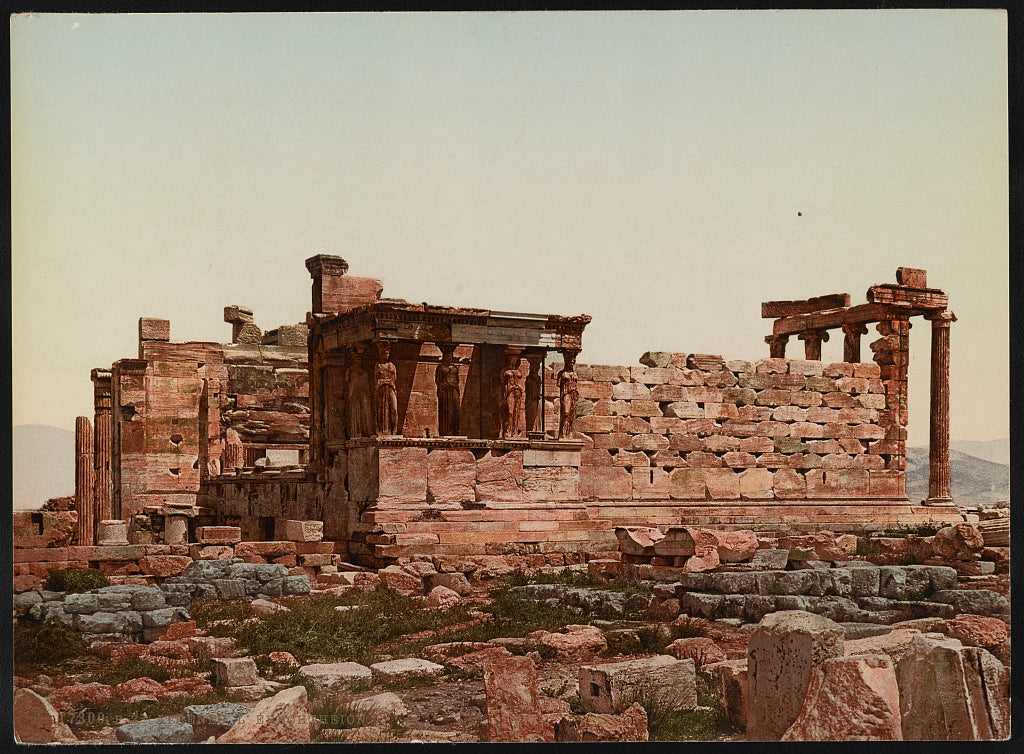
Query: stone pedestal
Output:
[[97, 519, 129, 546]]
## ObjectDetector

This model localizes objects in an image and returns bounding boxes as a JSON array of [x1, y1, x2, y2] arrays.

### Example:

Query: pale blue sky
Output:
[[11, 11, 1007, 446]]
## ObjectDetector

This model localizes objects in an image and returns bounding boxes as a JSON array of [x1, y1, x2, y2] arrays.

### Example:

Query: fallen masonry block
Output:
[[554, 702, 648, 742], [579, 655, 696, 715], [184, 702, 251, 740], [115, 717, 194, 744], [930, 589, 1009, 616], [214, 657, 258, 687], [664, 637, 727, 666], [747, 610, 845, 741], [13, 689, 78, 744], [483, 654, 550, 743], [369, 658, 445, 685], [781, 655, 902, 741], [196, 526, 242, 545], [277, 519, 324, 542], [297, 662, 373, 692], [218, 685, 312, 744], [896, 633, 1009, 740], [844, 628, 923, 665], [188, 636, 236, 659], [702, 659, 748, 728]]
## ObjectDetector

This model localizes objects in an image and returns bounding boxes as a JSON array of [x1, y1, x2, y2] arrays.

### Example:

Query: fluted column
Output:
[[92, 368, 113, 536], [924, 310, 956, 504], [75, 416, 95, 545]]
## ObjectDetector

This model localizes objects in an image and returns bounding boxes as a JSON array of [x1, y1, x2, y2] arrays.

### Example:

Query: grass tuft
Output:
[[43, 567, 108, 593], [621, 673, 740, 741]]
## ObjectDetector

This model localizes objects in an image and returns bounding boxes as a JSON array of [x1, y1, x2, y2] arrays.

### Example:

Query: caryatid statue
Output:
[[524, 353, 544, 435], [500, 352, 524, 439], [345, 345, 374, 438], [435, 344, 461, 437], [375, 341, 399, 436], [558, 349, 579, 439]]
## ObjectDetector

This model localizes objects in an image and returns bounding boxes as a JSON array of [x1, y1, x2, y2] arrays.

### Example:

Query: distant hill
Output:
[[13, 425, 75, 510], [906, 446, 1010, 507], [950, 438, 1009, 467]]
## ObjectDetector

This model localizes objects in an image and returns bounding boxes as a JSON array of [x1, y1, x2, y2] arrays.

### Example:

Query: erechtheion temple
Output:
[[71, 258, 962, 566]]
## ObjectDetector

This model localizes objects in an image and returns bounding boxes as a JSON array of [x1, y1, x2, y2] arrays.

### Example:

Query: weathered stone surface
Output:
[[751, 549, 789, 569], [297, 662, 373, 691], [370, 658, 444, 684], [942, 615, 1009, 650], [115, 676, 166, 701], [664, 637, 726, 666], [214, 657, 258, 687], [483, 654, 549, 742], [13, 688, 78, 744], [747, 610, 845, 741], [781, 654, 902, 741], [931, 523, 984, 561], [580, 655, 696, 714], [196, 526, 242, 545], [703, 659, 748, 727], [116, 716, 193, 743], [425, 571, 472, 596], [844, 628, 922, 665], [97, 519, 129, 546], [426, 449, 477, 503], [218, 685, 312, 743], [554, 702, 648, 742], [279, 519, 324, 542], [184, 702, 251, 739], [896, 633, 1009, 740], [188, 636, 236, 659], [139, 555, 192, 577], [716, 529, 759, 562], [378, 564, 423, 595], [351, 692, 409, 722], [425, 585, 462, 609], [531, 625, 608, 661], [47, 682, 114, 711], [615, 527, 664, 556], [931, 589, 1008, 616]]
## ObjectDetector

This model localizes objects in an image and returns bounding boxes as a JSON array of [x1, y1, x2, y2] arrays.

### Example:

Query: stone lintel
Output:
[[305, 254, 349, 278], [761, 293, 851, 318]]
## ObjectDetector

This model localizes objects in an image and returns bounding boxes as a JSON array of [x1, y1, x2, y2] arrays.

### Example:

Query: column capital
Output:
[[924, 310, 957, 326], [797, 328, 830, 343], [841, 322, 869, 336]]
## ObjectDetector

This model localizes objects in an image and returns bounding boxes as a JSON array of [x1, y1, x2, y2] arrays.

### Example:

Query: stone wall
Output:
[[566, 352, 902, 503]]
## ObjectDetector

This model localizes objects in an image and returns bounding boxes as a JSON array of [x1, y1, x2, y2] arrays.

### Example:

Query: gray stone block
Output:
[[228, 563, 258, 580], [115, 717, 194, 744], [184, 702, 251, 738], [827, 568, 853, 597], [931, 589, 1008, 615], [243, 579, 262, 596], [96, 592, 132, 611], [282, 576, 311, 596], [839, 622, 893, 639], [775, 595, 814, 612], [259, 579, 283, 597], [63, 593, 99, 615], [849, 566, 880, 597], [751, 549, 789, 570], [212, 579, 246, 599], [705, 572, 757, 595], [254, 563, 289, 582], [182, 560, 233, 580], [681, 592, 724, 618], [123, 611, 143, 632], [142, 608, 177, 628], [131, 589, 167, 611], [75, 611, 127, 634], [13, 591, 43, 611], [743, 595, 778, 621]]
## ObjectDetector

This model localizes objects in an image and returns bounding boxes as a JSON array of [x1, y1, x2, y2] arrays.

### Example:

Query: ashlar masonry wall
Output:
[[570, 352, 903, 504]]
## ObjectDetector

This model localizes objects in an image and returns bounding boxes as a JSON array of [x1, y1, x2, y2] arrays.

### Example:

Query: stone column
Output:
[[841, 323, 869, 363], [798, 328, 830, 360], [924, 310, 957, 504], [75, 417, 95, 546], [764, 334, 789, 359], [91, 368, 113, 535], [524, 351, 545, 439]]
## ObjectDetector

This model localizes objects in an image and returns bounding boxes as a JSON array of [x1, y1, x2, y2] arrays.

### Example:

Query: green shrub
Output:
[[43, 567, 108, 593], [636, 625, 671, 654], [14, 620, 90, 668]]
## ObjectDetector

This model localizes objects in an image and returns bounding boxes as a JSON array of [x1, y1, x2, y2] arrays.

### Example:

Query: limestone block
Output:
[[188, 636, 237, 659], [298, 662, 372, 691], [747, 610, 845, 741], [97, 520, 129, 546], [369, 658, 444, 685], [278, 520, 324, 542], [664, 637, 726, 666], [214, 657, 258, 687], [942, 615, 1009, 650], [425, 449, 477, 504], [751, 549, 789, 570], [116, 717, 193, 744], [579, 655, 696, 715], [932, 523, 984, 561], [931, 589, 1009, 616], [738, 468, 773, 499], [184, 702, 251, 740], [483, 654, 549, 742], [781, 655, 902, 740], [475, 450, 524, 502], [196, 526, 242, 545], [217, 685, 312, 743], [844, 628, 923, 665], [703, 659, 748, 727], [554, 702, 648, 742], [13, 688, 78, 744], [582, 466, 633, 500], [896, 633, 1009, 740]]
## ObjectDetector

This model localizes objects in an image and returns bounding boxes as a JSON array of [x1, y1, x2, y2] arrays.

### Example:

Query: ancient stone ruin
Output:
[[13, 260, 1010, 744]]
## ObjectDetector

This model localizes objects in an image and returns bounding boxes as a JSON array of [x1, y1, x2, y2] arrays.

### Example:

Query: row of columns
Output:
[[765, 312, 955, 504]]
